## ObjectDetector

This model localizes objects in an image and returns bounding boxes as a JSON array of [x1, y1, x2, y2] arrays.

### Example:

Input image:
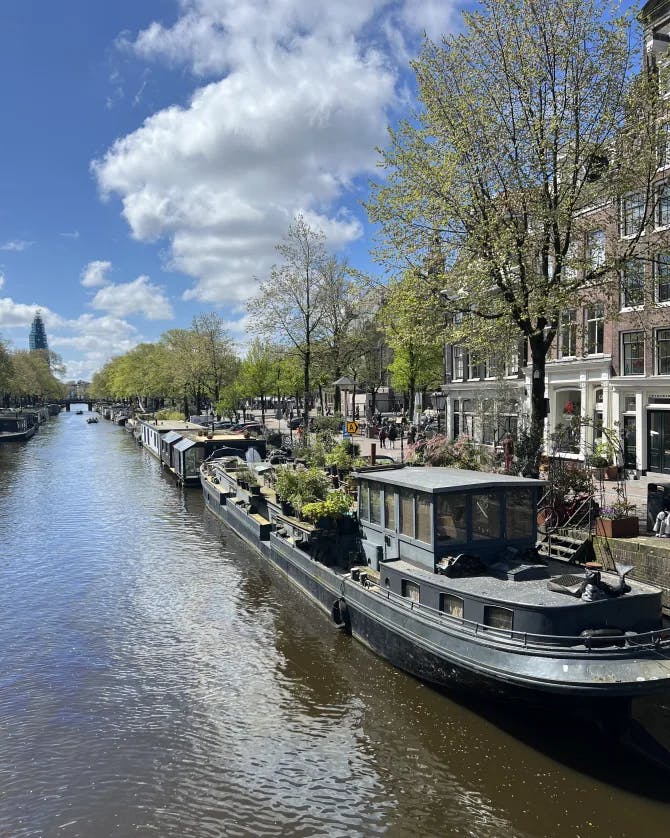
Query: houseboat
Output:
[[200, 459, 670, 707], [137, 418, 267, 485], [0, 413, 38, 443]]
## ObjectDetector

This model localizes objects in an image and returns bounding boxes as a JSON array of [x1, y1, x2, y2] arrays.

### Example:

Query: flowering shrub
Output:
[[412, 433, 483, 470], [598, 500, 637, 519]]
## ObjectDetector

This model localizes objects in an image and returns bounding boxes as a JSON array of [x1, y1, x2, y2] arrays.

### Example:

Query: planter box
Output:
[[595, 516, 639, 538]]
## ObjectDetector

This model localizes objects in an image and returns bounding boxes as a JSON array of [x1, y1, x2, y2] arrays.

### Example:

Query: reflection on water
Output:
[[0, 408, 668, 838]]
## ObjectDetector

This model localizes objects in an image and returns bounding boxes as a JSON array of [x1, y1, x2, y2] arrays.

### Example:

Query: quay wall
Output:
[[593, 537, 670, 616]]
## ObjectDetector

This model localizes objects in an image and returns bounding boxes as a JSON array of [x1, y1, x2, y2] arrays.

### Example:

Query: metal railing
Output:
[[363, 584, 670, 655]]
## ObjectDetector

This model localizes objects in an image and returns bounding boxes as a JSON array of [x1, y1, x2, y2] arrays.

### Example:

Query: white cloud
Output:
[[81, 260, 113, 287], [90, 275, 174, 320], [0, 272, 4, 291], [0, 239, 33, 252], [0, 298, 64, 331], [95, 0, 459, 306], [60, 230, 80, 239]]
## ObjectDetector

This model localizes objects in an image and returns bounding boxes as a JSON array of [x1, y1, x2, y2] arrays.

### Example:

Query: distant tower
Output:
[[29, 311, 49, 352]]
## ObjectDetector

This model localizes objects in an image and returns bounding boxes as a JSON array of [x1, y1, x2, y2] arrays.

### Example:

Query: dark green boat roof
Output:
[[356, 466, 545, 494]]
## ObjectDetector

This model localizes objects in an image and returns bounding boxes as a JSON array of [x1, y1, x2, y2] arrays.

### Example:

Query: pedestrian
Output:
[[407, 424, 416, 445], [388, 423, 398, 449], [378, 426, 387, 449], [502, 433, 515, 473]]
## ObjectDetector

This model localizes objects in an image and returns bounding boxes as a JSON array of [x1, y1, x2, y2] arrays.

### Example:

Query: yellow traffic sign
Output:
[[345, 420, 359, 435]]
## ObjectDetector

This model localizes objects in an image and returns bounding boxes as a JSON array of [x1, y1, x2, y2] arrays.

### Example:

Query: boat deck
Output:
[[387, 558, 659, 609]]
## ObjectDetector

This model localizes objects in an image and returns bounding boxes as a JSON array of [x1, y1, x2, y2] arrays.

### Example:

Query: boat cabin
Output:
[[357, 467, 544, 572]]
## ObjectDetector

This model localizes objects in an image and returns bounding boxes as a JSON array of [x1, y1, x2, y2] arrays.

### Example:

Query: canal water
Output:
[[1, 409, 669, 838]]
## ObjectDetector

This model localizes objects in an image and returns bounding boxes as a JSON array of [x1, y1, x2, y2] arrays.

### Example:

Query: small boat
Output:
[[87, 417, 99, 424], [75, 410, 84, 415]]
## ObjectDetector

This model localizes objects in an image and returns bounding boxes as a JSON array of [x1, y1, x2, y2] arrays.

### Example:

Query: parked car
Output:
[[288, 416, 305, 429], [232, 422, 262, 435]]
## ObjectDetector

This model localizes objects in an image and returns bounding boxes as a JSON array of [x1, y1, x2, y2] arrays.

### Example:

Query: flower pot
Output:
[[605, 465, 618, 480], [250, 485, 261, 496], [595, 516, 639, 538]]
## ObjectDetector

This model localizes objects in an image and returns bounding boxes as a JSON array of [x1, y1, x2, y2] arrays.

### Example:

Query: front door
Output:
[[623, 415, 637, 471], [648, 411, 670, 474]]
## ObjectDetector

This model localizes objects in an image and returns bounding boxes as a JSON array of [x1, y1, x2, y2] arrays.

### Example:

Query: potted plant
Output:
[[595, 497, 639, 538], [586, 452, 609, 481], [301, 490, 353, 527]]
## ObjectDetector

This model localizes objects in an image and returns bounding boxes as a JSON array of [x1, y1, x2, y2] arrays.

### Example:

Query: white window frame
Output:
[[622, 331, 645, 376], [620, 192, 645, 238]]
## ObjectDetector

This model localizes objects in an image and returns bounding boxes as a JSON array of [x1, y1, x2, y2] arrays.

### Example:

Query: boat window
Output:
[[505, 489, 534, 539], [436, 494, 467, 541], [384, 487, 395, 530], [472, 491, 501, 540], [399, 490, 414, 537], [439, 594, 464, 618], [484, 605, 513, 631], [369, 482, 382, 525], [401, 580, 420, 602], [384, 577, 390, 588], [415, 492, 432, 544], [359, 483, 370, 521]]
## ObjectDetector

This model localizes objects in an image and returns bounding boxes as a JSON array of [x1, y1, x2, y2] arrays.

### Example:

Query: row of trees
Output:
[[0, 338, 67, 406], [89, 217, 447, 421]]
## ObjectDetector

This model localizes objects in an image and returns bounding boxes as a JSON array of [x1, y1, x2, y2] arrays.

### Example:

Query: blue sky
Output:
[[1, 0, 459, 380]]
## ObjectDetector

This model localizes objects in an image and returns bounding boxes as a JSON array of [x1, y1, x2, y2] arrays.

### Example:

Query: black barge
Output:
[[200, 460, 670, 704]]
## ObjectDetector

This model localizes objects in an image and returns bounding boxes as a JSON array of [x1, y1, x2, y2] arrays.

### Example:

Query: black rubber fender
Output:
[[331, 598, 352, 634]]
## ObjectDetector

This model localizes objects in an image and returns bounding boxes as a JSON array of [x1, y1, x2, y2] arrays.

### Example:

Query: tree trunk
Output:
[[261, 394, 265, 425], [527, 335, 549, 477]]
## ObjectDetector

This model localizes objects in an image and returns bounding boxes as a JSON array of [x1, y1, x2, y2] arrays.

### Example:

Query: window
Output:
[[585, 230, 605, 270], [624, 395, 636, 412], [452, 346, 464, 379], [401, 580, 420, 602], [505, 489, 534, 539], [439, 594, 464, 618], [369, 482, 382, 525], [658, 182, 670, 227], [505, 342, 520, 376], [621, 193, 645, 237], [656, 329, 670, 374], [660, 122, 670, 168], [384, 487, 395, 530], [436, 494, 467, 541], [622, 331, 644, 375], [399, 490, 414, 537], [484, 606, 513, 631], [559, 309, 577, 357], [621, 259, 644, 308], [660, 61, 670, 98], [467, 354, 481, 380], [584, 304, 604, 354], [415, 493, 432, 544], [656, 254, 670, 303], [359, 483, 370, 521], [472, 491, 501, 540]]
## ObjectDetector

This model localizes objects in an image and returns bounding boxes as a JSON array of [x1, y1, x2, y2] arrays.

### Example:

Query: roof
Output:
[[174, 437, 197, 452], [162, 431, 183, 444], [356, 466, 545, 494]]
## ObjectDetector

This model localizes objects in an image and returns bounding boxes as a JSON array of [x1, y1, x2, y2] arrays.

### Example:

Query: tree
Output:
[[248, 215, 331, 425], [0, 335, 14, 405], [368, 0, 662, 469], [237, 339, 278, 423], [378, 273, 444, 419]]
